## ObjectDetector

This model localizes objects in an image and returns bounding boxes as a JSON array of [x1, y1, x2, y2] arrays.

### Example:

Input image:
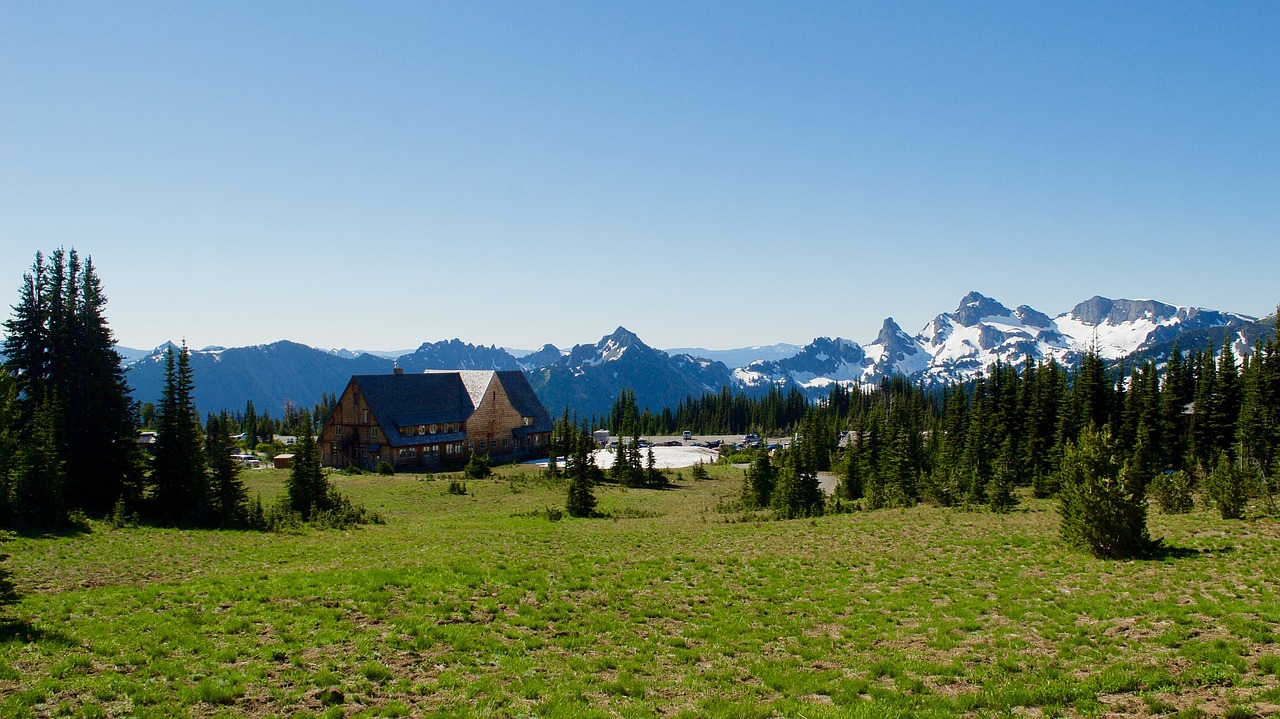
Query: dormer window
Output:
[[522, 416, 534, 427]]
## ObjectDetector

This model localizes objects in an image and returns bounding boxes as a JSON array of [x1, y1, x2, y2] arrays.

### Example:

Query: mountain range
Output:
[[122, 292, 1273, 419]]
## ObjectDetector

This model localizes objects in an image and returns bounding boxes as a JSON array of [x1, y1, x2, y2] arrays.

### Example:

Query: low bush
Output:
[[464, 454, 492, 480], [1151, 470, 1195, 514]]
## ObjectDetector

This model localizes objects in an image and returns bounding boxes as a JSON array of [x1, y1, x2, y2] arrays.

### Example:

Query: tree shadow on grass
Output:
[[0, 617, 78, 649], [1146, 542, 1236, 561]]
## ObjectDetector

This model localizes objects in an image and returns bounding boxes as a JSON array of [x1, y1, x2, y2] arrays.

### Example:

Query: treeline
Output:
[[138, 393, 338, 452], [0, 249, 375, 531], [609, 385, 811, 436], [610, 323, 1280, 553]]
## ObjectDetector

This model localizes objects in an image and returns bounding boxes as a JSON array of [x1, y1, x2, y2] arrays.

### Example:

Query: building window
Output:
[[371, 427, 380, 439], [478, 440, 486, 451], [363, 409, 369, 424], [335, 426, 343, 437], [523, 416, 534, 427], [502, 438, 510, 448]]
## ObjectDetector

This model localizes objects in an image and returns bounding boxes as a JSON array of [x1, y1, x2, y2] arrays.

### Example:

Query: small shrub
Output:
[[311, 488, 384, 529], [248, 496, 303, 532], [1151, 470, 1195, 514], [544, 506, 564, 521], [1204, 453, 1250, 520], [1057, 427, 1152, 558], [446, 481, 467, 496], [110, 496, 138, 528], [464, 453, 492, 480], [340, 466, 365, 476], [690, 462, 709, 481], [376, 461, 395, 476]]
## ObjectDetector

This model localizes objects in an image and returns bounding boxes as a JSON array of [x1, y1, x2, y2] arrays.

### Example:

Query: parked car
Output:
[[231, 453, 261, 468]]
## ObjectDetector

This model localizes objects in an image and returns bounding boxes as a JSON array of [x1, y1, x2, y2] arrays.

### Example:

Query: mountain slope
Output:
[[120, 294, 1272, 418], [527, 327, 736, 418]]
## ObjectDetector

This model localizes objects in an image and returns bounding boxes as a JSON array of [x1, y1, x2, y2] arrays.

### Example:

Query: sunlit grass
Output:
[[2, 465, 1279, 717]]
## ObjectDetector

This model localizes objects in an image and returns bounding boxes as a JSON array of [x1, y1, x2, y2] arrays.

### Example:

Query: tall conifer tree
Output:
[[150, 343, 207, 525]]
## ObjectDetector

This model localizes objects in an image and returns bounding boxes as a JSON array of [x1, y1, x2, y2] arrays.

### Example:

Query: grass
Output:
[[3, 465, 1280, 717]]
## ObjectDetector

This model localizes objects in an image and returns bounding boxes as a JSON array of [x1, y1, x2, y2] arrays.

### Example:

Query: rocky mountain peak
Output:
[[952, 292, 1013, 327]]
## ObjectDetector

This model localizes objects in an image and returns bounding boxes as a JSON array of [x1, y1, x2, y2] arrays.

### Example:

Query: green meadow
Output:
[[3, 466, 1280, 718]]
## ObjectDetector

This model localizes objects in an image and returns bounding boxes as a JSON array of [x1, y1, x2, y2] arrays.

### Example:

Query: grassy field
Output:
[[3, 465, 1280, 718]]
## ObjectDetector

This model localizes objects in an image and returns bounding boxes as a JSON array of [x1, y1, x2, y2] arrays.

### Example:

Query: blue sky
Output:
[[3, 2, 1277, 353]]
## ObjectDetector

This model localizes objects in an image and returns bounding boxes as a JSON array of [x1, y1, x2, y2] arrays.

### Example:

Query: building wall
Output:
[[465, 376, 550, 460], [319, 373, 550, 469], [319, 381, 379, 469]]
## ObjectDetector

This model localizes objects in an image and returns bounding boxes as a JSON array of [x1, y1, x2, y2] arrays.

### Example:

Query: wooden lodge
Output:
[[318, 368, 554, 471]]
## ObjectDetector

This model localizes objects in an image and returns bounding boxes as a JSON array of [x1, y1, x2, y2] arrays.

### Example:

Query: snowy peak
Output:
[[779, 337, 866, 374], [865, 318, 929, 378], [517, 344, 564, 370], [953, 291, 1015, 327], [1067, 296, 1177, 327], [1015, 305, 1054, 329]]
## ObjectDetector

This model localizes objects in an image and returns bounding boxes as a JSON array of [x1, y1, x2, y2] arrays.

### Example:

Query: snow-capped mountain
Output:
[[121, 293, 1270, 417], [755, 292, 1260, 394], [527, 327, 736, 417]]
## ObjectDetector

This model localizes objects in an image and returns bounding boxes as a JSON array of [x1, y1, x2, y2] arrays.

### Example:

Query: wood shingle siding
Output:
[[318, 370, 553, 471]]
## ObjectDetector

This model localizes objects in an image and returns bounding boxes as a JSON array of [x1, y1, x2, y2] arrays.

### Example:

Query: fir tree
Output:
[[645, 444, 663, 487], [742, 450, 776, 508], [771, 443, 823, 519], [287, 414, 329, 520], [205, 412, 248, 528], [0, 368, 18, 524], [2, 249, 142, 521], [565, 421, 597, 517], [987, 436, 1018, 514], [11, 396, 67, 529], [1203, 451, 1249, 520], [150, 342, 207, 526], [244, 400, 258, 449], [1057, 426, 1151, 558]]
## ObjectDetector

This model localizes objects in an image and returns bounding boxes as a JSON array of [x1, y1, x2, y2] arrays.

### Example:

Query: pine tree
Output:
[[205, 412, 248, 528], [150, 342, 207, 525], [0, 368, 18, 524], [1203, 451, 1249, 520], [1057, 426, 1151, 558], [771, 442, 823, 519], [565, 421, 597, 517], [11, 396, 67, 529], [2, 249, 142, 522], [287, 414, 329, 520], [244, 400, 258, 449], [987, 435, 1018, 514], [645, 444, 662, 487], [742, 450, 776, 508]]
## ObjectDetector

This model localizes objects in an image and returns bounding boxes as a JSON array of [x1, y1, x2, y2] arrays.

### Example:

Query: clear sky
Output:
[[2, 2, 1277, 354]]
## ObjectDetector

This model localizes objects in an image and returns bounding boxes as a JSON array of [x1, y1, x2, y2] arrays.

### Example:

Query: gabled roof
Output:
[[346, 370, 554, 446], [492, 370, 555, 432], [426, 369, 494, 408], [351, 373, 475, 448]]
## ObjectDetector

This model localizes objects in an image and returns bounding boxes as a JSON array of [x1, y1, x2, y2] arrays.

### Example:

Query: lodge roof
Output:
[[347, 370, 554, 447]]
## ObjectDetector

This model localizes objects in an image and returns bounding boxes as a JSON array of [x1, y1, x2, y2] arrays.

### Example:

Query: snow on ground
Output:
[[594, 445, 720, 469], [528, 445, 720, 470]]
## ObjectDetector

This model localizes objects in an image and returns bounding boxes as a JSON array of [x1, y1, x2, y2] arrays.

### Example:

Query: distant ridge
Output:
[[122, 294, 1273, 418]]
